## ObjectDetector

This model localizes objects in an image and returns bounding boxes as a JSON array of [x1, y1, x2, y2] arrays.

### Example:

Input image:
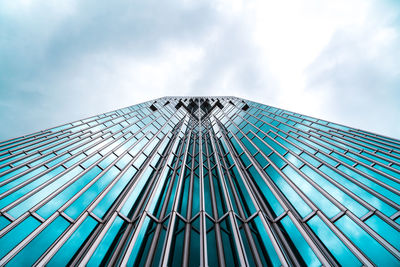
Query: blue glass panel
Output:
[[280, 216, 320, 266], [36, 166, 93, 219], [265, 165, 312, 217], [355, 164, 400, 191], [254, 152, 268, 168], [240, 137, 257, 155], [0, 166, 47, 195], [335, 215, 399, 265], [65, 166, 120, 220], [48, 216, 97, 266], [365, 215, 400, 250], [347, 152, 372, 165], [12, 153, 40, 167], [296, 137, 317, 154], [314, 152, 337, 166], [266, 138, 287, 155], [338, 165, 398, 216], [8, 216, 69, 266], [0, 166, 65, 209], [308, 216, 360, 266], [88, 216, 124, 266], [362, 151, 389, 164], [120, 169, 151, 216], [0, 165, 11, 174], [239, 153, 251, 167], [284, 152, 303, 168], [0, 216, 10, 230], [0, 216, 41, 259], [229, 166, 256, 216], [230, 136, 243, 154], [276, 136, 301, 154], [331, 152, 354, 166], [81, 153, 102, 169], [116, 153, 133, 170], [133, 154, 147, 169], [30, 153, 56, 166], [144, 138, 159, 155], [100, 139, 124, 155], [114, 138, 137, 156], [0, 153, 25, 165], [301, 165, 368, 217], [127, 217, 151, 266], [282, 165, 340, 218], [319, 165, 396, 217], [128, 138, 147, 157], [64, 153, 86, 168], [252, 135, 273, 156], [299, 153, 320, 167], [46, 153, 71, 167], [9, 166, 83, 219], [373, 164, 400, 180], [253, 216, 281, 266], [270, 152, 287, 169], [0, 166, 29, 183], [249, 166, 284, 217], [93, 166, 137, 218], [98, 154, 117, 169]]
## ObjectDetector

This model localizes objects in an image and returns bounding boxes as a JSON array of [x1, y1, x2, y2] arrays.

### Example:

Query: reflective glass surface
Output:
[[0, 97, 399, 266]]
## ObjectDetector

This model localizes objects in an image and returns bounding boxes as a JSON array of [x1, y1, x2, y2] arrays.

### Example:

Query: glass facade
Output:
[[0, 96, 399, 266]]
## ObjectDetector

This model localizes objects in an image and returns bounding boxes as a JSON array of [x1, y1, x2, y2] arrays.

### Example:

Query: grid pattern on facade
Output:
[[0, 96, 399, 266]]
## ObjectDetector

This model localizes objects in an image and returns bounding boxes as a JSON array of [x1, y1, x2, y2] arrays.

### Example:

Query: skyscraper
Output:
[[0, 96, 399, 266]]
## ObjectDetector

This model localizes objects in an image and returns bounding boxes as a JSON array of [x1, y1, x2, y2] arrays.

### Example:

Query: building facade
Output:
[[0, 96, 399, 266]]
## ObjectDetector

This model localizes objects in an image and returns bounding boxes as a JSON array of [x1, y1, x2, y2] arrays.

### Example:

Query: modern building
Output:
[[0, 96, 399, 266]]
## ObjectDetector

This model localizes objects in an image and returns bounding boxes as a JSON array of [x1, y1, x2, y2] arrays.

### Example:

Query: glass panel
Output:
[[48, 216, 97, 265], [92, 166, 137, 218], [120, 168, 151, 216], [46, 153, 71, 167], [301, 165, 368, 217], [340, 164, 400, 202], [0, 166, 29, 183], [284, 152, 303, 168], [64, 154, 86, 168], [253, 216, 281, 266], [280, 216, 320, 266], [0, 216, 41, 259], [98, 154, 117, 169], [265, 165, 312, 217], [65, 166, 120, 220], [88, 216, 124, 266], [335, 215, 399, 265], [307, 215, 360, 266], [81, 153, 102, 169], [319, 165, 395, 217], [282, 165, 340, 218], [8, 216, 70, 266], [36, 166, 99, 219], [365, 215, 400, 251], [8, 166, 84, 218], [0, 166, 47, 195], [0, 166, 65, 209]]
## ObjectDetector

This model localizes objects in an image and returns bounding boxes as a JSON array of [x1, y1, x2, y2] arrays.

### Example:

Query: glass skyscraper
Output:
[[0, 96, 399, 266]]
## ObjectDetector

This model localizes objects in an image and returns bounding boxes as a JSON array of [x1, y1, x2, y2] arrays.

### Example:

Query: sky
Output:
[[1, 0, 400, 140]]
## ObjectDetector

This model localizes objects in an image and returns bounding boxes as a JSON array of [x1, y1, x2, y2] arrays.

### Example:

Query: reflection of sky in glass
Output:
[[335, 215, 399, 265]]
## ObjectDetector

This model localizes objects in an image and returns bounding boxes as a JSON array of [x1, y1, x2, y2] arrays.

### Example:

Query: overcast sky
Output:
[[1, 0, 399, 140]]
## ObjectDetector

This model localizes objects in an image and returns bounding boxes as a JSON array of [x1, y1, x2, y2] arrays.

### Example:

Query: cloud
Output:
[[306, 0, 400, 137], [188, 19, 278, 98], [0, 0, 221, 139]]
